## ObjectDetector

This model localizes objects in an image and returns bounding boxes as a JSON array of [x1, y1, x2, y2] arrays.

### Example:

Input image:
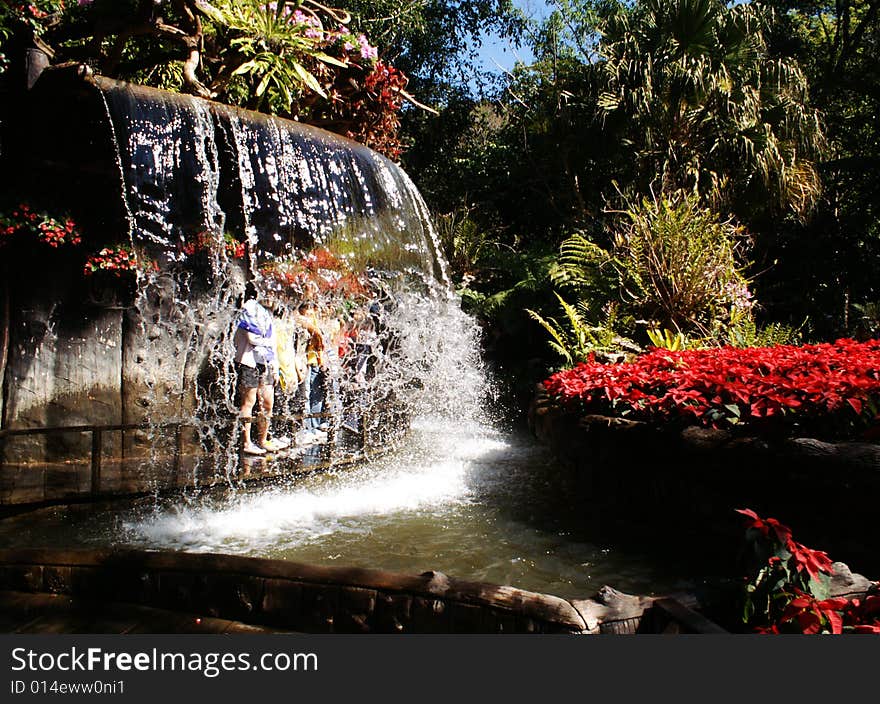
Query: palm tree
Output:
[[597, 0, 826, 218]]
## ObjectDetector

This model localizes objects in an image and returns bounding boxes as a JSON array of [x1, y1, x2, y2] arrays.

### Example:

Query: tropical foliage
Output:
[[570, 191, 752, 336], [528, 191, 756, 362], [526, 295, 632, 365], [598, 0, 826, 217], [0, 0, 432, 158]]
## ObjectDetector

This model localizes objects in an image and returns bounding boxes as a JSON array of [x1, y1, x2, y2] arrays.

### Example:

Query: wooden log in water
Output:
[[0, 548, 589, 633]]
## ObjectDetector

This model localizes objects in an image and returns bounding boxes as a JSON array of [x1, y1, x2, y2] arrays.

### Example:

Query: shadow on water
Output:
[[459, 430, 739, 592]]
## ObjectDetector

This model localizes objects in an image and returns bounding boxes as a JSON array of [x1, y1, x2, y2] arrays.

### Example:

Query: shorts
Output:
[[237, 362, 274, 389]]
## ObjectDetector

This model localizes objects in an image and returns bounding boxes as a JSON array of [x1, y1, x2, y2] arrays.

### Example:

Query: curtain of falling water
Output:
[[100, 79, 225, 253], [97, 77, 449, 288], [215, 104, 450, 288], [93, 77, 458, 489]]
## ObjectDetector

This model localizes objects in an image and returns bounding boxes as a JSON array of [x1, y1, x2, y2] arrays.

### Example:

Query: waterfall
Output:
[[88, 77, 468, 489], [96, 77, 450, 288], [100, 79, 224, 253]]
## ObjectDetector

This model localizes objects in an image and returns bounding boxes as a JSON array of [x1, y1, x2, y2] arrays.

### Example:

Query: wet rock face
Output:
[[0, 260, 255, 504], [2, 269, 124, 462], [2, 264, 244, 435]]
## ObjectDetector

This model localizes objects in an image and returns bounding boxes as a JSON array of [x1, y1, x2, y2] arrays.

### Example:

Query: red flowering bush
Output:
[[0, 203, 82, 248], [543, 340, 880, 436], [349, 61, 408, 160], [83, 245, 156, 277], [738, 509, 880, 634], [306, 60, 410, 160]]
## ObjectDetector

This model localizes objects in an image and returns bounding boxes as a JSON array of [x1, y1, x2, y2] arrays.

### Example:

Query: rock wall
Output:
[[0, 258, 251, 504], [529, 385, 880, 573]]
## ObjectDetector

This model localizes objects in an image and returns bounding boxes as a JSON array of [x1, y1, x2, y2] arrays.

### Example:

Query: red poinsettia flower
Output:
[[755, 624, 780, 634], [735, 508, 794, 545], [785, 539, 835, 581], [850, 623, 880, 633], [543, 340, 880, 434], [780, 591, 849, 634]]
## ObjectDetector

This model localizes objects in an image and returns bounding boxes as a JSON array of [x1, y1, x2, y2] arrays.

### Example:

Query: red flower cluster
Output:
[[261, 247, 368, 300], [83, 245, 155, 277], [1, 203, 82, 248], [544, 340, 880, 430], [363, 61, 406, 110], [9, 2, 49, 19], [338, 61, 408, 161], [766, 591, 880, 634], [779, 590, 850, 634], [181, 231, 245, 259], [226, 239, 246, 259]]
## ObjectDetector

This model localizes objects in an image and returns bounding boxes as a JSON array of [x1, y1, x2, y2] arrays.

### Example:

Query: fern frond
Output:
[[526, 309, 573, 366]]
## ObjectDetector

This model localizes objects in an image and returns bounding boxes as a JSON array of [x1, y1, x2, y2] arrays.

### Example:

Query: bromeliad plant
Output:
[[738, 509, 880, 634], [543, 339, 880, 437]]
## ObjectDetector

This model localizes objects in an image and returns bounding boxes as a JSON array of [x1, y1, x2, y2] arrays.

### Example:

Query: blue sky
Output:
[[473, 0, 552, 75]]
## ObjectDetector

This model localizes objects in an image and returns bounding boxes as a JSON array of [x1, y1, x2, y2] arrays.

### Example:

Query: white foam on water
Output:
[[125, 419, 508, 553]]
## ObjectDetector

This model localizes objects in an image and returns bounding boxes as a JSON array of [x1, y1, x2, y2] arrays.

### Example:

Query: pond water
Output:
[[0, 415, 714, 600]]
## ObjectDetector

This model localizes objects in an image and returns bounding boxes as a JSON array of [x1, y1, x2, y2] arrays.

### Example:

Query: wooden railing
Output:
[[0, 410, 359, 496]]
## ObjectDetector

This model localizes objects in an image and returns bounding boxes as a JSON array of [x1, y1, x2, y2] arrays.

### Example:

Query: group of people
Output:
[[232, 281, 381, 456]]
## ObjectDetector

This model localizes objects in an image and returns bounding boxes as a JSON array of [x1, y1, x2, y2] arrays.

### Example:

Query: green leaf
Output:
[[255, 72, 272, 97], [231, 60, 259, 76], [291, 62, 326, 98], [314, 52, 349, 68], [810, 572, 832, 601]]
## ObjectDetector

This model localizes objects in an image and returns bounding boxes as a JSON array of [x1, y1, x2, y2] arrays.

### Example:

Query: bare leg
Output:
[[257, 383, 275, 448], [239, 386, 258, 449]]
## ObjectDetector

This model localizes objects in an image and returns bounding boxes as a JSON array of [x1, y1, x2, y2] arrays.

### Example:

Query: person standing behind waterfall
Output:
[[293, 300, 328, 443], [234, 291, 286, 455]]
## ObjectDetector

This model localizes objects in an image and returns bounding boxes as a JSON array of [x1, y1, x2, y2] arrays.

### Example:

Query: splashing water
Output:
[[125, 418, 509, 553]]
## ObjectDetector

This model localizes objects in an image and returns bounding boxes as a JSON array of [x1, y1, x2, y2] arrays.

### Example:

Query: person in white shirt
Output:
[[234, 292, 288, 455]]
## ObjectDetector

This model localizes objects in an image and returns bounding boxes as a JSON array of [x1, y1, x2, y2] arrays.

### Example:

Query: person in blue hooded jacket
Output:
[[234, 292, 288, 455]]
